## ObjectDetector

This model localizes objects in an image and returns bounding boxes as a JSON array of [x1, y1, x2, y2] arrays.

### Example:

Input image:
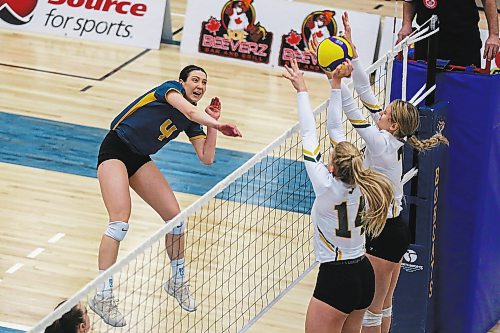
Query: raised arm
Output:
[[190, 97, 221, 164], [327, 60, 354, 146], [351, 58, 382, 122], [341, 12, 382, 122], [166, 91, 242, 137], [341, 82, 388, 156], [282, 58, 332, 196]]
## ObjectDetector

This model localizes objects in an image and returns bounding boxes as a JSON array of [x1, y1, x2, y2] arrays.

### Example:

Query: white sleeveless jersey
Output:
[[340, 58, 404, 218], [297, 91, 366, 263]]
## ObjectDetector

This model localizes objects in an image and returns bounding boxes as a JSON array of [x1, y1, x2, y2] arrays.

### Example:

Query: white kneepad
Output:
[[382, 306, 392, 318], [363, 310, 383, 327], [167, 220, 185, 235], [104, 221, 129, 241]]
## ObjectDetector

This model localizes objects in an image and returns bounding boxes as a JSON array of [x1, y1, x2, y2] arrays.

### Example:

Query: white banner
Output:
[[0, 0, 166, 49], [181, 0, 380, 74]]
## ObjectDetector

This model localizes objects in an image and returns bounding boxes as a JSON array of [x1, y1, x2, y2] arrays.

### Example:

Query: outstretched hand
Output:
[[282, 58, 307, 92], [341, 11, 358, 58], [332, 59, 353, 79], [218, 123, 242, 137], [205, 97, 221, 120], [329, 59, 353, 89]]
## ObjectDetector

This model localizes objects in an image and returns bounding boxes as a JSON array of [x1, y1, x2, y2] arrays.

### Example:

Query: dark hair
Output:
[[179, 65, 207, 82], [45, 300, 85, 333]]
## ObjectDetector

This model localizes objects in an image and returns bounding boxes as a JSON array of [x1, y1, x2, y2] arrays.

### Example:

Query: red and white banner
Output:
[[0, 0, 166, 49], [181, 0, 380, 73]]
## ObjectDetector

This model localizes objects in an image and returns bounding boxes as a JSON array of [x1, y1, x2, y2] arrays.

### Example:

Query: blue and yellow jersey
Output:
[[110, 81, 206, 155]]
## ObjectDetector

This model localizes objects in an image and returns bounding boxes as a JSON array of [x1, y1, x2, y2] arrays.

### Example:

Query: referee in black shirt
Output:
[[397, 0, 499, 68]]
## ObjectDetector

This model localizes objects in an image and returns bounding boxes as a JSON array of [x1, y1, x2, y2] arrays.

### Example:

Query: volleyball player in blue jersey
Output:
[[283, 58, 393, 333], [89, 65, 242, 327]]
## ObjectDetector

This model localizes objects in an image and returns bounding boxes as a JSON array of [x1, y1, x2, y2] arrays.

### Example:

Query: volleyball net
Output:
[[30, 20, 438, 333]]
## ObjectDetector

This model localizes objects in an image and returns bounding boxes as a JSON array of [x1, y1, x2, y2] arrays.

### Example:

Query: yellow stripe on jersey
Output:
[[189, 135, 206, 141], [319, 232, 336, 253], [303, 145, 320, 158], [112, 92, 157, 130], [348, 118, 369, 124], [392, 200, 398, 217], [330, 137, 337, 146], [361, 100, 382, 112]]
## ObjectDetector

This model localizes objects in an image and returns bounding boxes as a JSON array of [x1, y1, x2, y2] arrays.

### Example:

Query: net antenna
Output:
[[407, 15, 439, 106], [393, 15, 440, 102]]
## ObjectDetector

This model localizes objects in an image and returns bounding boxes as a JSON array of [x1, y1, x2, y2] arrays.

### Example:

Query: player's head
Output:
[[330, 141, 393, 237], [379, 99, 449, 151], [45, 301, 90, 333], [179, 65, 208, 104]]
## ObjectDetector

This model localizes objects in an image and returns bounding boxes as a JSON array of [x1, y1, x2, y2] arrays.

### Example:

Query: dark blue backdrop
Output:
[[391, 60, 499, 333]]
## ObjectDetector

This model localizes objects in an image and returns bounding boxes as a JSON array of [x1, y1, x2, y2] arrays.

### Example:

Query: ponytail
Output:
[[350, 156, 393, 238], [407, 132, 449, 151], [331, 142, 393, 238], [391, 100, 449, 151]]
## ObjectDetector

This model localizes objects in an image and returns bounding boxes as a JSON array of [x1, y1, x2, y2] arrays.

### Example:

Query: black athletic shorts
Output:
[[366, 215, 411, 263], [313, 256, 375, 314], [97, 130, 151, 178]]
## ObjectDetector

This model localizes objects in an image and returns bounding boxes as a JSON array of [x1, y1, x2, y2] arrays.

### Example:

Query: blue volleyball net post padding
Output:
[[390, 58, 500, 333]]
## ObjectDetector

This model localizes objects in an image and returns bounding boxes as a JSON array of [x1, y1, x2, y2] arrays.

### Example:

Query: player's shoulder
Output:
[[327, 177, 351, 200], [157, 80, 183, 91]]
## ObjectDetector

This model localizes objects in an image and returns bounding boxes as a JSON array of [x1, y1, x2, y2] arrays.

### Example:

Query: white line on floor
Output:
[[27, 247, 45, 258], [48, 233, 65, 243], [6, 263, 24, 274]]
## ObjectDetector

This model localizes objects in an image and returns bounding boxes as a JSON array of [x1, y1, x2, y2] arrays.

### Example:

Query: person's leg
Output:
[[90, 159, 130, 327], [97, 160, 132, 271], [361, 254, 398, 333], [306, 297, 347, 333], [381, 261, 401, 333], [342, 309, 366, 333], [129, 161, 196, 311], [130, 161, 183, 259]]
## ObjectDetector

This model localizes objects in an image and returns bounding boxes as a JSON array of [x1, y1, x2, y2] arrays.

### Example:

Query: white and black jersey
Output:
[[297, 91, 365, 263], [341, 58, 404, 218]]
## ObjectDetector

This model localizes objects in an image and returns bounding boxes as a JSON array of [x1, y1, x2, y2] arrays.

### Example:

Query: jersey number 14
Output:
[[334, 197, 365, 238]]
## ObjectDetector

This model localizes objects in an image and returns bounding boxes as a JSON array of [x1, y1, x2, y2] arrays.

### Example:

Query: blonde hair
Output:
[[391, 99, 449, 151], [332, 142, 393, 238]]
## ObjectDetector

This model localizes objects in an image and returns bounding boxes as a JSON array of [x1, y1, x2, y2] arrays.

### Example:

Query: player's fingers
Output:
[[284, 64, 293, 76]]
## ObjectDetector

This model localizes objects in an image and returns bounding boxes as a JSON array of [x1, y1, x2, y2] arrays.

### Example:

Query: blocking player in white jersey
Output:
[[283, 57, 393, 333], [339, 12, 448, 333]]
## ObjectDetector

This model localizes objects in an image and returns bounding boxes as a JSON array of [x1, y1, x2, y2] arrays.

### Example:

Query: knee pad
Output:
[[382, 306, 392, 318], [167, 220, 185, 235], [363, 310, 383, 327], [104, 221, 129, 241]]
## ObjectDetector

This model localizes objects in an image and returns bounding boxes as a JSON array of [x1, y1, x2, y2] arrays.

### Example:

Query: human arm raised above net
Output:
[[350, 58, 382, 123], [282, 58, 333, 196], [327, 61, 353, 146], [340, 82, 388, 156]]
